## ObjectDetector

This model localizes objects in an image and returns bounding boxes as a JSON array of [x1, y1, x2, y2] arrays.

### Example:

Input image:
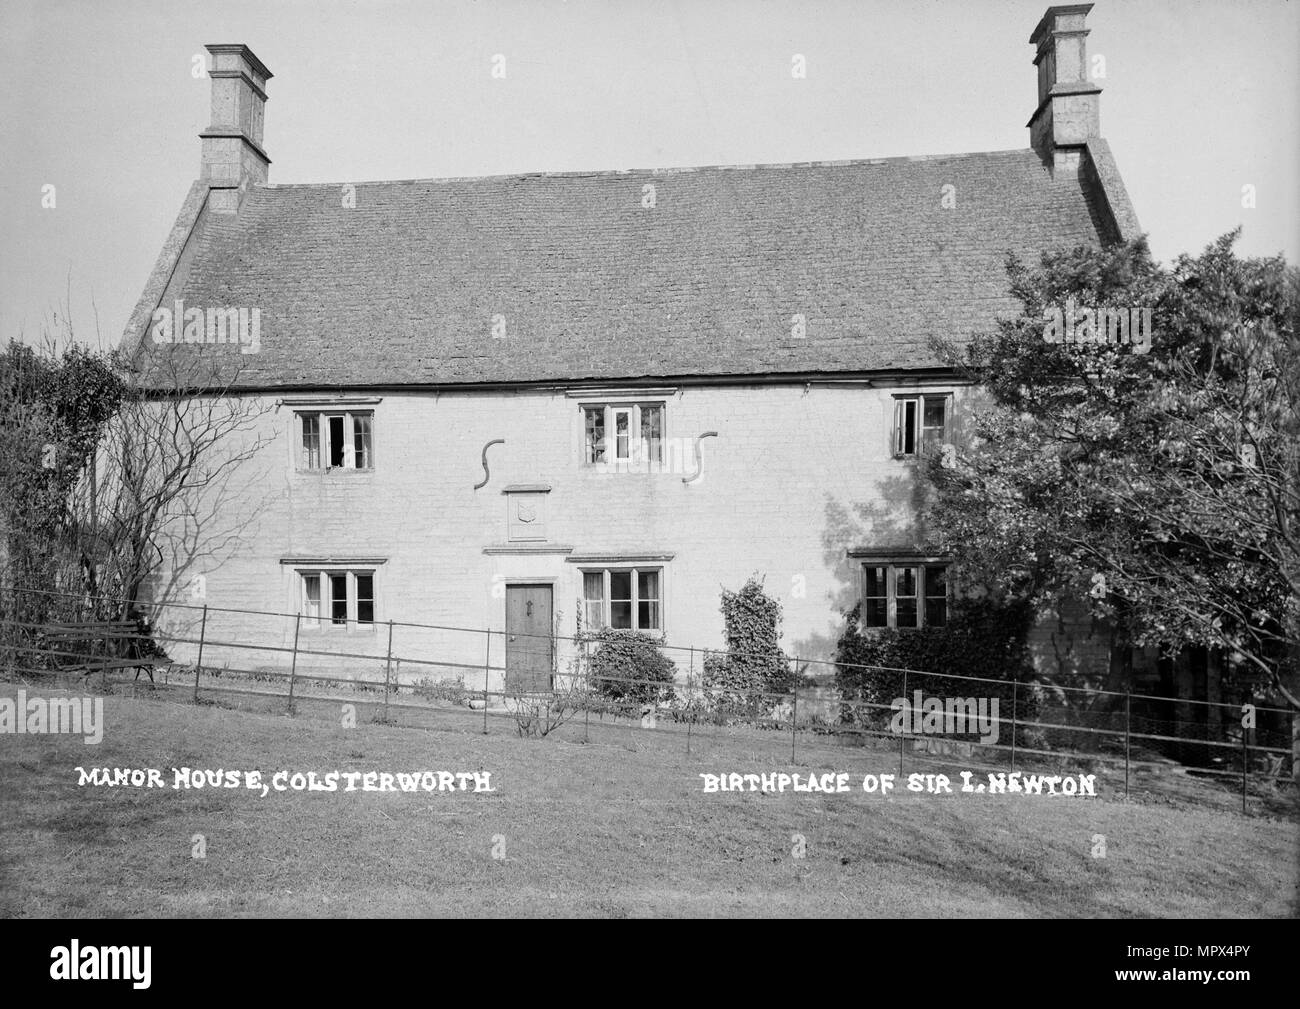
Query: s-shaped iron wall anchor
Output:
[[474, 439, 505, 490], [682, 431, 719, 484]]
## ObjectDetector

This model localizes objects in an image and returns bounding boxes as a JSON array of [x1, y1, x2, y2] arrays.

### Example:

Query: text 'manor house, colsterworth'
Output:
[[122, 5, 1141, 693]]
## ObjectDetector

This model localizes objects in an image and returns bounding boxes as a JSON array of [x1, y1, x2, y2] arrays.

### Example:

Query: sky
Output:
[[1, 0, 1296, 350]]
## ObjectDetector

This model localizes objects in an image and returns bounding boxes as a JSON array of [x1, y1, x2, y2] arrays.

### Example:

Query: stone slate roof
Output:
[[127, 148, 1119, 389]]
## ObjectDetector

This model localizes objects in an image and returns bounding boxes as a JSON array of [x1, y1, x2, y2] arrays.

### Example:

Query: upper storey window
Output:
[[583, 403, 664, 466], [298, 410, 373, 471], [893, 394, 950, 458]]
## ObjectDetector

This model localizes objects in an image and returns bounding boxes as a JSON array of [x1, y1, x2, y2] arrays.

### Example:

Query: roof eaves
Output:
[[151, 366, 975, 398]]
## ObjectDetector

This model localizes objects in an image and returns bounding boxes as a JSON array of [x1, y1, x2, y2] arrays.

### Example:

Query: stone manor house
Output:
[[123, 5, 1148, 695]]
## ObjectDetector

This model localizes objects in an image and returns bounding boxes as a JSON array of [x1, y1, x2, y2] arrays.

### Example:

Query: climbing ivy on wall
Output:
[[834, 597, 1043, 746], [702, 575, 799, 716]]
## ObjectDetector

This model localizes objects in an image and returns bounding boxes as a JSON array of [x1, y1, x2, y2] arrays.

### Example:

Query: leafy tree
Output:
[[1, 336, 273, 662], [923, 232, 1299, 719], [1, 341, 125, 630]]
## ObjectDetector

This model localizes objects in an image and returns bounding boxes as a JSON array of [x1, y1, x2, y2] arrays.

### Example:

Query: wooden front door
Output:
[[505, 584, 553, 694]]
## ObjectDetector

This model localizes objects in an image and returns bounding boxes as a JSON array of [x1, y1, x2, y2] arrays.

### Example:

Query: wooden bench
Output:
[[40, 619, 172, 686]]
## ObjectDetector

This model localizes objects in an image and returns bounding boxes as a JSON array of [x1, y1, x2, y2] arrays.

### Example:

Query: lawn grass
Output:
[[0, 682, 1296, 917]]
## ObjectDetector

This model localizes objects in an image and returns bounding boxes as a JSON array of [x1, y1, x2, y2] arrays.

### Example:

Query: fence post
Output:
[[790, 688, 798, 764], [482, 629, 490, 735], [287, 613, 301, 711], [193, 605, 208, 704], [1124, 691, 1131, 801], [383, 620, 394, 723], [1241, 717, 1249, 815], [899, 668, 908, 778], [581, 636, 590, 744], [1010, 677, 1018, 774], [686, 647, 695, 755]]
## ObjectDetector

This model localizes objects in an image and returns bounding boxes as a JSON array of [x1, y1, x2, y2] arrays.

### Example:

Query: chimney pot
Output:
[[199, 44, 272, 211], [1027, 5, 1101, 170]]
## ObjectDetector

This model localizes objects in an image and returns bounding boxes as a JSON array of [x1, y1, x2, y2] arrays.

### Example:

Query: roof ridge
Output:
[[261, 148, 1040, 190]]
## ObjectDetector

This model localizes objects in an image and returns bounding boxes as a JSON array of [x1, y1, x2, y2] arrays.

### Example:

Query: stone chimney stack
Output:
[[199, 44, 272, 213], [1027, 5, 1101, 172]]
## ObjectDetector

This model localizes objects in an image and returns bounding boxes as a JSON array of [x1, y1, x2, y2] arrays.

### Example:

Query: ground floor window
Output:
[[299, 569, 375, 629], [861, 563, 947, 628], [582, 567, 662, 632]]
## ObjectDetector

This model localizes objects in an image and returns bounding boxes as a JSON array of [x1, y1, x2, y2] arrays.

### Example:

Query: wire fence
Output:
[[1, 587, 1295, 813]]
